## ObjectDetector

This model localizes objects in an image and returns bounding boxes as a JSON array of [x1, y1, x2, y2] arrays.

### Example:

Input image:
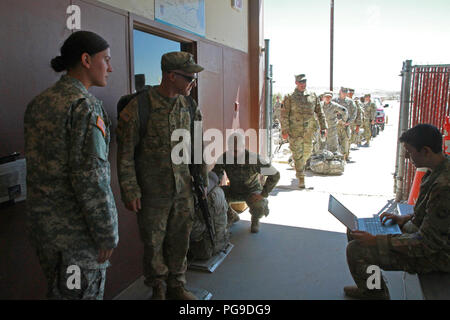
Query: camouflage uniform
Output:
[[346, 157, 450, 294], [351, 99, 365, 145], [116, 85, 206, 289], [24, 75, 119, 299], [363, 99, 377, 144], [273, 99, 282, 123], [281, 89, 327, 181], [320, 100, 348, 153], [212, 150, 280, 220], [333, 95, 357, 159]]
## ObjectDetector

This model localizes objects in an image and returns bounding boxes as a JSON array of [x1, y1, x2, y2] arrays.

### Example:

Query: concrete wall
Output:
[[97, 0, 249, 52]]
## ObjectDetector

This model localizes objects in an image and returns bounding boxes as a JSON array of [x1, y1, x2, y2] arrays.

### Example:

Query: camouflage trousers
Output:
[[221, 186, 269, 219], [346, 225, 441, 292], [363, 121, 372, 143], [35, 245, 107, 300], [324, 126, 340, 153], [137, 195, 194, 288], [288, 135, 314, 178], [350, 124, 361, 145], [337, 125, 351, 158]]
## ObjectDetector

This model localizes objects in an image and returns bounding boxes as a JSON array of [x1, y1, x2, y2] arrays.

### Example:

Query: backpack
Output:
[[116, 86, 151, 139], [308, 150, 346, 175], [189, 173, 231, 261], [116, 86, 196, 141]]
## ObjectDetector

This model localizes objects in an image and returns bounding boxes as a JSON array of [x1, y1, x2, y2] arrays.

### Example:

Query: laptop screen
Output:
[[328, 195, 358, 230]]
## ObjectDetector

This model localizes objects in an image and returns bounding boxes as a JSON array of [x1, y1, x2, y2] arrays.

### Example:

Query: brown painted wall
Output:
[[0, 0, 257, 299]]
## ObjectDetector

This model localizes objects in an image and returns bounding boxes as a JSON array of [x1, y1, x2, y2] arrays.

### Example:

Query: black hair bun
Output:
[[51, 56, 66, 72]]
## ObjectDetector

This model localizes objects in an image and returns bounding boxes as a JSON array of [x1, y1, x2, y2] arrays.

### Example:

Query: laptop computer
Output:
[[328, 195, 401, 235]]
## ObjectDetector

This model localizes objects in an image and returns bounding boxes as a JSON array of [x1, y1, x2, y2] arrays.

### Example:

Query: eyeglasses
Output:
[[172, 72, 197, 83]]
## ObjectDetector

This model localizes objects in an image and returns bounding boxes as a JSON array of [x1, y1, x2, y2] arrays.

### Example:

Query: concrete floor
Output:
[[115, 100, 424, 300]]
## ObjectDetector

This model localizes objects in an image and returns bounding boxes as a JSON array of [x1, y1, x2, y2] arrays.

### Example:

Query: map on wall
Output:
[[155, 0, 205, 37]]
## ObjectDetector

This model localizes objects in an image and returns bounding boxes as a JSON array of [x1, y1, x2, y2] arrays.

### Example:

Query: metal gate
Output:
[[394, 60, 450, 201]]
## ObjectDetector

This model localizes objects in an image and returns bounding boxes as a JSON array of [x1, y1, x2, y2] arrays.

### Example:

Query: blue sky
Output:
[[264, 0, 450, 94], [133, 30, 181, 86]]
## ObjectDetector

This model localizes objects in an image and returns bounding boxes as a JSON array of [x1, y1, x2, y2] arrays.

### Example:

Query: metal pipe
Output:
[[330, 0, 334, 91], [264, 39, 271, 159], [269, 64, 274, 157], [395, 60, 412, 201]]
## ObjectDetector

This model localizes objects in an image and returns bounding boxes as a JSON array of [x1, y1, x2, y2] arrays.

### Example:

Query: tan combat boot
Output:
[[343, 285, 390, 300], [151, 282, 166, 300], [167, 285, 198, 300], [250, 216, 260, 233], [298, 176, 305, 189]]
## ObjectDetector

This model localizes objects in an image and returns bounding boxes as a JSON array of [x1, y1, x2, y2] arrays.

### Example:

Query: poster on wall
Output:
[[155, 0, 206, 37]]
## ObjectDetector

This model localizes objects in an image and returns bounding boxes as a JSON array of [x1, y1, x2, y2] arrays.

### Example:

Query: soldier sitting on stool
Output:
[[344, 124, 450, 299]]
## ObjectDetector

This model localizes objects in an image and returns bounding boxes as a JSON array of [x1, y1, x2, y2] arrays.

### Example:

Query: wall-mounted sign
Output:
[[231, 0, 243, 11], [155, 0, 205, 37]]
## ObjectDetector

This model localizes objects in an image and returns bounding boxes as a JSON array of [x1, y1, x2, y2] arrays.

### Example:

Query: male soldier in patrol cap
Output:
[[117, 51, 207, 300], [344, 124, 450, 299], [212, 132, 280, 233], [362, 94, 377, 147], [321, 91, 348, 153], [333, 87, 357, 162], [347, 89, 364, 148], [281, 74, 327, 188]]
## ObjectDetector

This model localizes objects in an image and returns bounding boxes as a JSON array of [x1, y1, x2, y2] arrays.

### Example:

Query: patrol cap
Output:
[[323, 91, 333, 97], [161, 51, 204, 73], [348, 88, 355, 93], [295, 74, 307, 82], [340, 87, 349, 93], [364, 93, 371, 97]]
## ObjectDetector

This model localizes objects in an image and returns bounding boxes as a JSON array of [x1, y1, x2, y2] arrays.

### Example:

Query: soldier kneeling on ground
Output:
[[212, 132, 280, 233]]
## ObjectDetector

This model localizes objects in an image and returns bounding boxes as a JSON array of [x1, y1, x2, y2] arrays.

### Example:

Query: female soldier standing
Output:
[[24, 31, 118, 299]]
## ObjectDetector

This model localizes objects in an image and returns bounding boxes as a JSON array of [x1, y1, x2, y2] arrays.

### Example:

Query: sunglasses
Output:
[[172, 72, 197, 83]]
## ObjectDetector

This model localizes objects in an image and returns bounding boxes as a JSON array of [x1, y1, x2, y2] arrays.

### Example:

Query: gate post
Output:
[[395, 60, 412, 201]]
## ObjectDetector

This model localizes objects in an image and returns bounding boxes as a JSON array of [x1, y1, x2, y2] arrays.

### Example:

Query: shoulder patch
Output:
[[96, 116, 106, 137], [119, 109, 131, 122]]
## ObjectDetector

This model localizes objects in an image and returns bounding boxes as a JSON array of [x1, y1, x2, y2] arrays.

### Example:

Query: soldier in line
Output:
[[116, 52, 207, 300], [362, 94, 377, 147], [347, 89, 364, 148], [212, 132, 280, 233], [273, 95, 282, 124], [281, 74, 328, 188], [333, 87, 357, 162], [320, 92, 348, 153], [344, 124, 450, 299], [24, 31, 119, 299]]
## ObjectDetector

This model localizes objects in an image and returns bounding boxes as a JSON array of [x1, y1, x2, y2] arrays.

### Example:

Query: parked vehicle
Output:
[[372, 97, 389, 131]]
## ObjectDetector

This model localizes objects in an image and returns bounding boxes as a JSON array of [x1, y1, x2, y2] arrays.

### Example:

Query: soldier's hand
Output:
[[126, 198, 141, 213], [380, 212, 410, 228], [349, 230, 376, 246], [98, 248, 114, 263], [355, 125, 360, 133]]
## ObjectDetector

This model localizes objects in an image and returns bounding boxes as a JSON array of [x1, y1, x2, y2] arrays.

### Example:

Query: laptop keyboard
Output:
[[358, 217, 401, 235]]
